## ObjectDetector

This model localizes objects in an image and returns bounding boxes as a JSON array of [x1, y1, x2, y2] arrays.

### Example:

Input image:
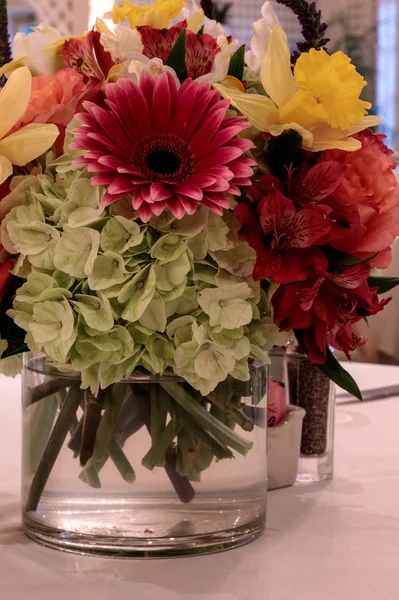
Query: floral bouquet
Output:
[[0, 0, 398, 552]]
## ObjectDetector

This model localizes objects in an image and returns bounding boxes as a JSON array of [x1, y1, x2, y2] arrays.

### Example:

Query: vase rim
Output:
[[24, 354, 267, 384]]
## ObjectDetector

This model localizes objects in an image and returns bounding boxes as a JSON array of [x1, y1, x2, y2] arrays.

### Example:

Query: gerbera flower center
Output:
[[133, 133, 195, 183], [147, 150, 180, 175]]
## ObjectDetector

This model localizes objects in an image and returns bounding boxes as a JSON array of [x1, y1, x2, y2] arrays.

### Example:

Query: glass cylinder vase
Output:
[[286, 347, 335, 484], [21, 354, 268, 558]]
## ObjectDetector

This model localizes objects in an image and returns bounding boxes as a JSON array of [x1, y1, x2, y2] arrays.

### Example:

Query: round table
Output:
[[1, 363, 399, 600]]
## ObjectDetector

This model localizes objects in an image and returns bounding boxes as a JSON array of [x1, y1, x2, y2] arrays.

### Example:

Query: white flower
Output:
[[196, 35, 238, 84], [100, 25, 143, 63], [11, 24, 64, 75], [245, 1, 280, 73], [181, 0, 225, 37], [126, 53, 181, 86]]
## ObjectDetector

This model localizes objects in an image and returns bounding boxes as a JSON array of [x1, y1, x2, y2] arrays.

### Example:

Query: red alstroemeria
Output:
[[185, 30, 221, 79], [273, 263, 390, 362], [236, 180, 332, 283], [138, 21, 222, 80], [290, 161, 347, 207], [61, 31, 115, 82], [138, 21, 186, 62]]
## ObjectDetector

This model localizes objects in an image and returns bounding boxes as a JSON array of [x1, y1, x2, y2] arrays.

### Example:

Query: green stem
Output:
[[24, 378, 77, 408], [25, 385, 82, 513], [67, 415, 84, 458], [160, 382, 253, 456], [109, 439, 136, 483], [92, 383, 125, 463], [80, 390, 104, 466], [169, 401, 233, 461], [135, 384, 195, 502], [164, 447, 196, 504]]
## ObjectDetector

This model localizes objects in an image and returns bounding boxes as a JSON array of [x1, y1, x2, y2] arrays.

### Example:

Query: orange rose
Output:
[[16, 68, 88, 129]]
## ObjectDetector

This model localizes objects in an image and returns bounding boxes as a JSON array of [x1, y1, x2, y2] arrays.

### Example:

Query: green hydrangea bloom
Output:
[[3, 164, 279, 395]]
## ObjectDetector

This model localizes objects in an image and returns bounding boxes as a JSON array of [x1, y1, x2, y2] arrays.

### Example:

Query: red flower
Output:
[[318, 130, 399, 267], [72, 71, 255, 220], [185, 30, 221, 79], [0, 252, 13, 303], [139, 21, 186, 62], [138, 22, 222, 80], [61, 31, 114, 82], [273, 263, 389, 362], [236, 178, 331, 283]]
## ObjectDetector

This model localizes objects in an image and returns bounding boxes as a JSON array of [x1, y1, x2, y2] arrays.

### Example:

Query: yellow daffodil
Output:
[[112, 0, 185, 29], [0, 67, 58, 184], [215, 25, 382, 152]]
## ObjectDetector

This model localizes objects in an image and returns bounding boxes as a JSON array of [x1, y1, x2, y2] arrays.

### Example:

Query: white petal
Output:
[[196, 36, 237, 84], [13, 23, 63, 75], [101, 25, 143, 62], [245, 1, 280, 72]]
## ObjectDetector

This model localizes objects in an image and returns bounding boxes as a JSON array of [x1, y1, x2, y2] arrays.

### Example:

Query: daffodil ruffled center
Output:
[[287, 48, 372, 130]]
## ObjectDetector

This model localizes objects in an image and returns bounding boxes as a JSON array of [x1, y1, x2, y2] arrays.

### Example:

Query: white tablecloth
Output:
[[1, 364, 399, 600]]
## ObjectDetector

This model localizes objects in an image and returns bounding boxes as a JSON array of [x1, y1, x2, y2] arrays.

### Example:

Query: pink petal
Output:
[[191, 124, 248, 158], [168, 197, 186, 219], [108, 177, 135, 195], [196, 146, 246, 169], [151, 200, 167, 216], [201, 199, 224, 216], [102, 191, 124, 206], [152, 71, 175, 133], [203, 192, 230, 209], [176, 183, 203, 201], [226, 184, 241, 196], [150, 182, 173, 202], [187, 173, 217, 188], [138, 203, 155, 222], [92, 174, 115, 186], [177, 195, 198, 215], [132, 191, 146, 210]]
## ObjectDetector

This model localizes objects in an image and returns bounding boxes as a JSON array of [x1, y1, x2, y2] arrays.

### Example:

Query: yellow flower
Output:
[[0, 67, 59, 184], [112, 0, 185, 29], [288, 49, 371, 130], [215, 25, 382, 152]]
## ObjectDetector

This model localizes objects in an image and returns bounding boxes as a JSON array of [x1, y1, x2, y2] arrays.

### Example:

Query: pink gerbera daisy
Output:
[[71, 71, 255, 221]]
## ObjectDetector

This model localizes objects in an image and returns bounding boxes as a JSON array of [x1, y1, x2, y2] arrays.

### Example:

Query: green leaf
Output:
[[294, 330, 362, 400], [368, 276, 399, 294], [227, 44, 245, 80], [165, 29, 187, 83], [335, 252, 379, 267]]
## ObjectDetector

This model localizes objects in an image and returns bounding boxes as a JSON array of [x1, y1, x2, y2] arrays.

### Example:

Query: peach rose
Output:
[[320, 130, 399, 267], [16, 68, 88, 129]]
